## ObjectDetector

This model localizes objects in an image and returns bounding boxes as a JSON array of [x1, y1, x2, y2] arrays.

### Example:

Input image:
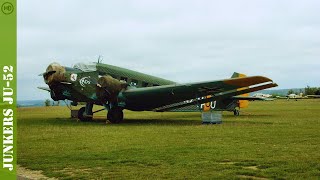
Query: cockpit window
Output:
[[65, 67, 81, 72], [142, 81, 148, 87], [73, 63, 97, 72]]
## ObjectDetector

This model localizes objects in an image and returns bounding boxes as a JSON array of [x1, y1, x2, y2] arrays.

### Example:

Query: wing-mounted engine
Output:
[[96, 75, 128, 103]]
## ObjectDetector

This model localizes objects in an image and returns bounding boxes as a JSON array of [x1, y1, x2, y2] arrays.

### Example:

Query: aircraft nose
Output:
[[43, 62, 66, 85]]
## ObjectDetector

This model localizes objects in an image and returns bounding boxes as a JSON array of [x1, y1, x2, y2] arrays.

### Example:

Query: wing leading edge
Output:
[[231, 96, 274, 101]]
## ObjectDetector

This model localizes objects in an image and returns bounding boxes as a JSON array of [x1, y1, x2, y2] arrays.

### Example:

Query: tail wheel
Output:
[[78, 107, 93, 121], [107, 107, 123, 123]]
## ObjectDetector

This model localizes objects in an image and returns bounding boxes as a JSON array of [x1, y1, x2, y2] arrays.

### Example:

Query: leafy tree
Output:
[[305, 86, 313, 95], [44, 99, 51, 106], [305, 86, 320, 95], [271, 93, 282, 98], [287, 89, 294, 95]]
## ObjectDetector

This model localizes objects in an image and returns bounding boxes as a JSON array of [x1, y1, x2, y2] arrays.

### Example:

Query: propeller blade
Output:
[[60, 82, 72, 85], [39, 70, 57, 77], [38, 87, 51, 92]]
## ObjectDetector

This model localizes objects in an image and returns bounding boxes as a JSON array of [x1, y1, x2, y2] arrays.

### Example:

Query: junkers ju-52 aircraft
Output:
[[39, 62, 277, 123]]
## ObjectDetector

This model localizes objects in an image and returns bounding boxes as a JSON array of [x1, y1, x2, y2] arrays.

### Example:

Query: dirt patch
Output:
[[54, 167, 94, 178], [17, 165, 56, 180], [238, 175, 269, 180], [243, 166, 259, 170]]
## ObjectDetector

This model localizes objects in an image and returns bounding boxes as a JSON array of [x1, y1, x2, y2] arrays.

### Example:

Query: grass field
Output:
[[18, 99, 320, 179]]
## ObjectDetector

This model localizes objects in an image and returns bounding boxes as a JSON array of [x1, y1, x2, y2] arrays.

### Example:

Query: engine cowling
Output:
[[96, 75, 127, 102], [43, 62, 66, 85]]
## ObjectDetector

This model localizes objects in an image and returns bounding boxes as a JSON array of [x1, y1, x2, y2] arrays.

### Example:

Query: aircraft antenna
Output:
[[98, 55, 103, 63]]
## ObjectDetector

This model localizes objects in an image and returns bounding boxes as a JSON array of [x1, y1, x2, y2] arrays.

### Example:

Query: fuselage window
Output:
[[130, 79, 139, 86], [120, 77, 128, 82], [110, 74, 117, 79], [142, 82, 148, 87]]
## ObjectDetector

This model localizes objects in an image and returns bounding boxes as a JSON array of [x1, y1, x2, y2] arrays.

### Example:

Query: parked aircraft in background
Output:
[[284, 93, 306, 100], [276, 93, 319, 100], [38, 62, 277, 123], [252, 93, 272, 98], [287, 94, 301, 99], [306, 95, 320, 98]]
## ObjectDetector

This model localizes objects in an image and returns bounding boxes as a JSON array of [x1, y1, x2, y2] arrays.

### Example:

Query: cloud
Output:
[[18, 0, 320, 100]]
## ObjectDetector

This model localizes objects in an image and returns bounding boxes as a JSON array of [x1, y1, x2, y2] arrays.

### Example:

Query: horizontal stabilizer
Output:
[[307, 95, 320, 98]]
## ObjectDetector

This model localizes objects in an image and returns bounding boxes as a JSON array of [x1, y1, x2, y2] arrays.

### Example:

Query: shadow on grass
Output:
[[123, 118, 200, 126], [223, 114, 275, 117], [19, 117, 202, 126], [75, 117, 201, 126], [19, 116, 274, 127], [225, 120, 274, 125]]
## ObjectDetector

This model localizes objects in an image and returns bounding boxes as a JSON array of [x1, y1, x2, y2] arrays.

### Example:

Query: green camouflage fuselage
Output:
[[49, 63, 242, 112]]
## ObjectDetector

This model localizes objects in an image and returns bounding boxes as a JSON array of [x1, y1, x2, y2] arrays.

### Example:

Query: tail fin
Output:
[[231, 72, 249, 108], [231, 72, 247, 78]]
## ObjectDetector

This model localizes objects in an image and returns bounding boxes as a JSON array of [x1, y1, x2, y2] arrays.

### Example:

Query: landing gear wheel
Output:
[[233, 109, 240, 116], [78, 107, 93, 121], [107, 107, 123, 123]]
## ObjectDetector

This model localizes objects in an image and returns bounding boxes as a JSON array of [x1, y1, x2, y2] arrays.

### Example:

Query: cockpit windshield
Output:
[[73, 63, 97, 72]]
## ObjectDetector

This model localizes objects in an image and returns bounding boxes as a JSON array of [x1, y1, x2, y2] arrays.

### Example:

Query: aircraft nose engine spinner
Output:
[[42, 62, 67, 85]]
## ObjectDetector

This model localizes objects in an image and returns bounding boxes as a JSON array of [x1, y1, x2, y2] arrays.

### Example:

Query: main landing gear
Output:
[[107, 106, 123, 123], [77, 103, 124, 123], [78, 103, 93, 121]]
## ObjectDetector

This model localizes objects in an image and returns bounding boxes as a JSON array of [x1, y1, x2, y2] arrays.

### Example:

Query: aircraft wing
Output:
[[231, 96, 274, 101], [37, 86, 51, 92], [121, 76, 277, 111], [307, 95, 320, 98]]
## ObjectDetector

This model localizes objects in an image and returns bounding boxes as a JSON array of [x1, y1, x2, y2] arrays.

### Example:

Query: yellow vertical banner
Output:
[[0, 0, 16, 179]]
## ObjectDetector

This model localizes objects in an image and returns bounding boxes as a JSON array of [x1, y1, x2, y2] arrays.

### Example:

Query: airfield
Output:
[[18, 99, 320, 179]]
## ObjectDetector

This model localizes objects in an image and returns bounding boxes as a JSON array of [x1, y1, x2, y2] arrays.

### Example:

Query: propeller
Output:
[[41, 63, 67, 85], [39, 70, 56, 76]]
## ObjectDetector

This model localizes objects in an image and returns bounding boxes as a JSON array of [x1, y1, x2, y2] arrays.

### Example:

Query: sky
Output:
[[18, 0, 320, 100]]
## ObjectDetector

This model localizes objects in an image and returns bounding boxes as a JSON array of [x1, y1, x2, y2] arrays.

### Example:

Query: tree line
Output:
[[44, 99, 60, 106], [287, 86, 320, 95]]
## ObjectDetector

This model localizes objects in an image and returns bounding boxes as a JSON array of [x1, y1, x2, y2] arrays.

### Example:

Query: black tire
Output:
[[233, 109, 240, 116], [78, 107, 92, 121], [107, 107, 123, 123]]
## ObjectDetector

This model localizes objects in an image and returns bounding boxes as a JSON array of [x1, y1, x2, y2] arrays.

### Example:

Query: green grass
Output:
[[18, 100, 320, 179]]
